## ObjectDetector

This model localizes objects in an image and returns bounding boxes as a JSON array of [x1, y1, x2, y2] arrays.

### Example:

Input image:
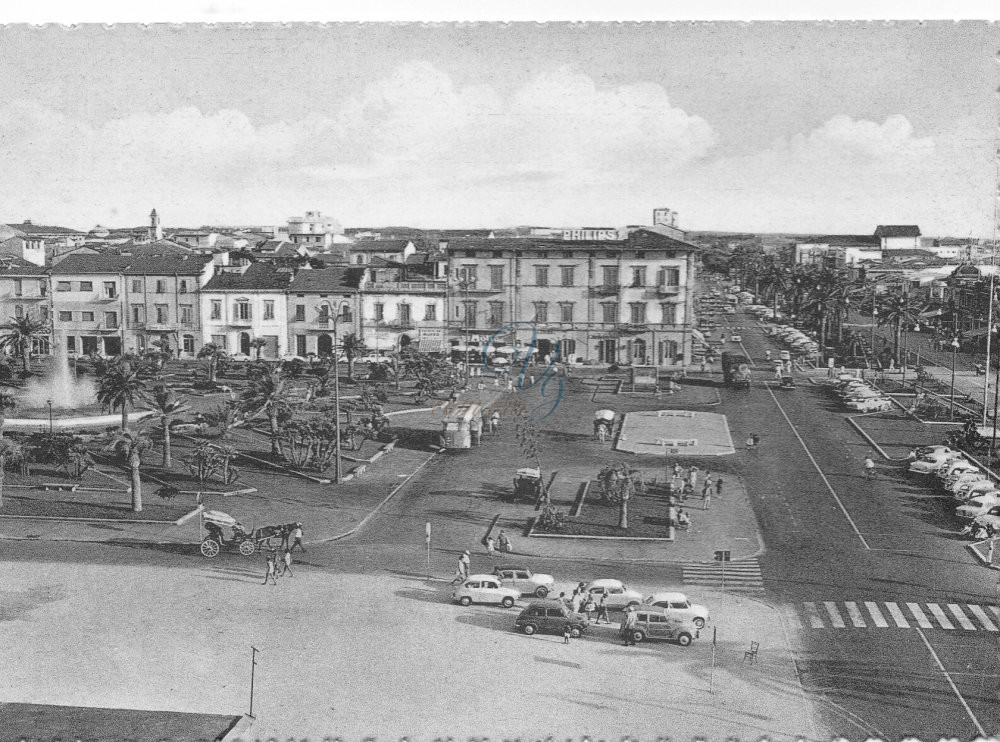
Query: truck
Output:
[[720, 352, 752, 389]]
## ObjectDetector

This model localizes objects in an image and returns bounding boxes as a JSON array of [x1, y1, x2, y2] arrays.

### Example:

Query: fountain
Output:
[[6, 345, 154, 432]]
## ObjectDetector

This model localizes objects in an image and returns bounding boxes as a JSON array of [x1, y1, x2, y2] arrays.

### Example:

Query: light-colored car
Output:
[[918, 445, 957, 457], [360, 353, 392, 365], [642, 591, 710, 629], [842, 390, 882, 403], [729, 335, 743, 343], [623, 609, 700, 646], [972, 507, 1000, 532], [944, 472, 988, 492], [909, 451, 966, 474], [452, 575, 520, 608], [956, 494, 1000, 519], [491, 565, 555, 598], [954, 482, 1000, 501], [583, 579, 643, 609], [846, 397, 893, 413], [937, 459, 979, 480]]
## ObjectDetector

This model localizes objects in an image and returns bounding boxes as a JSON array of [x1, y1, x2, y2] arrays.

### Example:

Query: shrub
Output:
[[535, 505, 568, 533]]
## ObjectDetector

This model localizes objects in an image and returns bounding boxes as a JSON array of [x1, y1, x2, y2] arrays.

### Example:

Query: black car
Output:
[[514, 600, 588, 638]]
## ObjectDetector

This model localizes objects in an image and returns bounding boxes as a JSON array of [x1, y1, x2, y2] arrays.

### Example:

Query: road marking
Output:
[[989, 605, 1000, 627], [907, 603, 934, 628], [803, 602, 825, 628], [765, 385, 870, 549], [967, 604, 998, 631], [864, 601, 889, 627], [844, 601, 867, 627], [824, 601, 846, 628], [926, 603, 955, 630], [916, 628, 987, 737], [884, 602, 910, 628], [947, 604, 977, 630]]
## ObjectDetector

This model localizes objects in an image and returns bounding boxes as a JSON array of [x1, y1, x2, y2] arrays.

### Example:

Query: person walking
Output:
[[715, 477, 724, 497], [262, 552, 278, 586], [485, 535, 496, 558], [497, 530, 512, 556], [451, 551, 470, 585], [703, 490, 712, 511], [702, 475, 711, 500], [563, 622, 572, 644], [596, 593, 611, 624], [289, 523, 306, 553], [470, 414, 483, 447], [751, 433, 760, 448], [571, 591, 583, 614], [688, 466, 698, 491], [621, 605, 639, 646], [280, 548, 294, 577], [583, 595, 596, 622]]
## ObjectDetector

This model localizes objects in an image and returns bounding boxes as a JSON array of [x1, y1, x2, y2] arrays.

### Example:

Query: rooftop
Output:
[[288, 267, 365, 292], [875, 225, 921, 238], [202, 262, 294, 292], [51, 253, 214, 276], [3, 222, 85, 236]]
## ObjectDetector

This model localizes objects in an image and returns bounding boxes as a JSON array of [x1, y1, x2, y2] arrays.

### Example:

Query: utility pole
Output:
[[248, 646, 259, 718]]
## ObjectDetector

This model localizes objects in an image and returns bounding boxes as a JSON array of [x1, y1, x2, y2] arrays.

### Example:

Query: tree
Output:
[[197, 343, 228, 384], [758, 259, 789, 319], [0, 438, 23, 508], [0, 390, 16, 438], [279, 419, 341, 471], [399, 347, 459, 403], [241, 365, 293, 455], [0, 313, 47, 374], [96, 362, 147, 431], [877, 290, 924, 365], [106, 430, 153, 512], [340, 332, 367, 379], [203, 401, 238, 439], [148, 384, 189, 468], [596, 462, 640, 529], [249, 337, 268, 360], [514, 419, 548, 504]]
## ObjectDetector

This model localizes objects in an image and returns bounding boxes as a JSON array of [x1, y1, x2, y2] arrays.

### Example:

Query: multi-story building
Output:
[[286, 267, 365, 357], [359, 255, 448, 355], [200, 262, 293, 358], [876, 225, 922, 250], [50, 253, 218, 358], [0, 256, 51, 355], [349, 240, 417, 266], [443, 229, 698, 366]]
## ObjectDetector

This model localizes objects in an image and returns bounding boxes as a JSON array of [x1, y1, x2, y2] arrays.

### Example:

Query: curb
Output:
[[0, 513, 178, 525], [218, 713, 254, 742], [845, 414, 893, 461]]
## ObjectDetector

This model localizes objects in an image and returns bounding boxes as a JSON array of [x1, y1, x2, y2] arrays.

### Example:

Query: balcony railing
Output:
[[370, 281, 446, 294], [644, 285, 682, 298]]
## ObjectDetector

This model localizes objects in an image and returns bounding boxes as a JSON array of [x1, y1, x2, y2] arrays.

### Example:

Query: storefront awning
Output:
[[691, 328, 707, 345], [416, 337, 448, 352]]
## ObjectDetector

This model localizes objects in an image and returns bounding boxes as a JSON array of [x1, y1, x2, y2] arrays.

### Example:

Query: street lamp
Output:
[[321, 300, 351, 484], [950, 336, 961, 420], [46, 398, 53, 435]]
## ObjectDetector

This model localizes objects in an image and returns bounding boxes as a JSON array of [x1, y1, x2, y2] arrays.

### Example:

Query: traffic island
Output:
[[528, 477, 674, 540]]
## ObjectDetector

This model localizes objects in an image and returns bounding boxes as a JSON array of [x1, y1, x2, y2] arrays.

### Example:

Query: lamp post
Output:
[[46, 398, 53, 435], [950, 336, 961, 421], [321, 300, 350, 484]]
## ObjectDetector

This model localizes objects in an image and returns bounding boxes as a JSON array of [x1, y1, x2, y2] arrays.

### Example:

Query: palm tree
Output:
[[249, 337, 268, 360], [240, 365, 292, 455], [203, 401, 239, 439], [96, 362, 147, 431], [877, 290, 924, 364], [0, 390, 16, 438], [197, 343, 228, 384], [0, 438, 24, 508], [758, 260, 789, 319], [340, 332, 367, 379], [0, 313, 48, 374], [107, 430, 153, 512], [148, 384, 189, 468]]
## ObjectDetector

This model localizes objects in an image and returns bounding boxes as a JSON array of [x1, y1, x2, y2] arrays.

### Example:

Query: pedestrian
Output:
[[702, 475, 711, 499], [596, 594, 611, 624], [280, 548, 294, 577], [746, 434, 756, 449], [485, 535, 496, 558], [563, 622, 572, 644], [262, 552, 278, 586], [672, 462, 681, 478], [703, 491, 711, 510], [558, 591, 569, 608], [451, 552, 470, 585], [289, 523, 306, 553], [506, 377, 513, 393], [676, 508, 690, 528], [497, 530, 512, 556], [765, 350, 771, 362], [621, 605, 638, 646], [583, 595, 596, 621], [571, 592, 583, 614], [752, 433, 761, 448], [491, 410, 501, 435], [688, 466, 698, 490], [470, 414, 482, 447], [715, 477, 723, 497]]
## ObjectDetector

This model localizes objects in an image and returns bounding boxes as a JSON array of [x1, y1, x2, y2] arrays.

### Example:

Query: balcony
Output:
[[381, 320, 416, 331], [228, 318, 253, 328], [145, 323, 174, 332], [591, 285, 619, 296], [645, 285, 682, 297], [94, 294, 120, 302], [369, 281, 446, 294], [453, 284, 504, 295]]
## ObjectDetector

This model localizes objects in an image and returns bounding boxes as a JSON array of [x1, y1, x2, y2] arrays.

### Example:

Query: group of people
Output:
[[669, 463, 724, 509], [261, 524, 305, 586], [559, 583, 612, 624], [451, 530, 515, 584]]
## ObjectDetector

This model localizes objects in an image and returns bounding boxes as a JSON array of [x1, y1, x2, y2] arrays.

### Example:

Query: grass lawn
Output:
[[538, 482, 674, 538], [0, 487, 196, 521]]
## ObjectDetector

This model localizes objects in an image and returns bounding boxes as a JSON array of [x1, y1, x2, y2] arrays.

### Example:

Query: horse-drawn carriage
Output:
[[199, 510, 299, 558], [513, 467, 543, 501], [593, 409, 616, 442]]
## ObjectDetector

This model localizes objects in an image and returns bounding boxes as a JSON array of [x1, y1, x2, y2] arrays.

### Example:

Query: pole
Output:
[[248, 645, 259, 718], [334, 322, 342, 484], [992, 355, 1000, 467], [721, 558, 726, 590], [425, 521, 431, 578], [710, 627, 717, 694], [950, 339, 959, 421], [985, 272, 996, 425]]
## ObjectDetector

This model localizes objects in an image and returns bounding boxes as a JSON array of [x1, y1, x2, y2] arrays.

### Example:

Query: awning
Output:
[[963, 328, 989, 338], [417, 337, 448, 352], [919, 308, 944, 318], [691, 328, 707, 345]]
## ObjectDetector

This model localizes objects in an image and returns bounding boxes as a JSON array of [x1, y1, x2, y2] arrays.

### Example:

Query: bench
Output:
[[42, 483, 79, 492]]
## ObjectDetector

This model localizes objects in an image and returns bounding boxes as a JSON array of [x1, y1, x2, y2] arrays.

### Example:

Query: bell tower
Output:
[[149, 208, 162, 241]]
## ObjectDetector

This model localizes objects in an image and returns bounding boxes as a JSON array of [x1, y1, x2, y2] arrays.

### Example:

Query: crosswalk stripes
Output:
[[681, 558, 764, 591], [795, 601, 1000, 631]]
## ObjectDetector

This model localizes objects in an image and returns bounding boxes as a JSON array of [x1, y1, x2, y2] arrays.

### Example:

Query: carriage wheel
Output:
[[200, 538, 221, 558], [239, 540, 256, 556]]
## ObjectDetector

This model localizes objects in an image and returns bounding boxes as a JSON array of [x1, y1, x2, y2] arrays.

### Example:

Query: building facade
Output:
[[0, 256, 50, 355], [200, 262, 293, 358], [286, 267, 364, 357]]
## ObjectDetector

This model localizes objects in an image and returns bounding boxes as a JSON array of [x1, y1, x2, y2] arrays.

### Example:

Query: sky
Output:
[[0, 21, 997, 236]]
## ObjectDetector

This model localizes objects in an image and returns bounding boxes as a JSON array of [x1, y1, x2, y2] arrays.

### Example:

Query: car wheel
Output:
[[522, 623, 537, 635], [570, 626, 583, 638], [677, 632, 693, 647], [631, 630, 645, 643], [534, 586, 549, 598], [501, 597, 515, 608], [459, 596, 472, 606], [694, 617, 706, 629]]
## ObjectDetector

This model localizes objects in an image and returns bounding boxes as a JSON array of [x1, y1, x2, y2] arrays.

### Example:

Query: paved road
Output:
[[724, 310, 1000, 738]]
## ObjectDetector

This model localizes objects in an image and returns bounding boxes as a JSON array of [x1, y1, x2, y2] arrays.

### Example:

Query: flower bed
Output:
[[531, 482, 674, 538]]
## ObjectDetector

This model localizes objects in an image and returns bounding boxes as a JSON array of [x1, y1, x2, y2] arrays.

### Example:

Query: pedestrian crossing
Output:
[[682, 558, 764, 591], [790, 600, 1000, 631]]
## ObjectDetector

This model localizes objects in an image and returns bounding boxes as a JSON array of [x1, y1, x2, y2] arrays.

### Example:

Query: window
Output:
[[131, 305, 144, 323], [317, 305, 330, 325], [131, 279, 143, 293], [56, 281, 71, 292], [180, 305, 193, 324], [399, 304, 412, 325], [631, 267, 646, 287], [535, 266, 549, 286], [490, 265, 504, 290], [179, 280, 189, 294], [211, 334, 227, 350], [105, 312, 118, 329], [630, 303, 646, 324], [559, 303, 574, 323], [39, 305, 48, 321], [59, 311, 72, 322], [660, 268, 680, 287], [81, 311, 95, 322], [66, 336, 76, 352], [294, 304, 306, 322], [488, 302, 504, 325], [558, 339, 576, 358], [296, 335, 307, 356], [156, 305, 168, 324], [602, 266, 619, 289], [32, 337, 50, 355], [463, 301, 477, 326], [40, 282, 46, 297], [211, 300, 222, 320], [456, 266, 478, 284], [661, 303, 677, 324], [13, 305, 23, 318], [263, 300, 275, 320], [560, 266, 575, 287], [602, 303, 617, 323], [235, 300, 251, 321], [424, 304, 436, 321], [183, 335, 195, 355], [79, 281, 93, 292], [13, 279, 22, 297], [534, 302, 549, 323], [104, 281, 117, 298], [374, 303, 385, 321], [155, 279, 166, 294]]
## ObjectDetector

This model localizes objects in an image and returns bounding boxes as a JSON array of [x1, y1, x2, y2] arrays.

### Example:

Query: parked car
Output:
[[937, 459, 979, 480], [623, 609, 700, 646], [359, 353, 392, 365], [582, 579, 643, 609], [452, 575, 520, 607], [729, 335, 742, 343], [944, 472, 989, 492], [954, 481, 1000, 501], [971, 507, 1000, 532], [956, 494, 1000, 519], [641, 591, 710, 629], [846, 397, 893, 413], [513, 599, 588, 637], [492, 565, 555, 598], [909, 451, 966, 474]]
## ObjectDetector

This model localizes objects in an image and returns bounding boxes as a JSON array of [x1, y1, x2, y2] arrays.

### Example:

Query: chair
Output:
[[744, 641, 759, 664]]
